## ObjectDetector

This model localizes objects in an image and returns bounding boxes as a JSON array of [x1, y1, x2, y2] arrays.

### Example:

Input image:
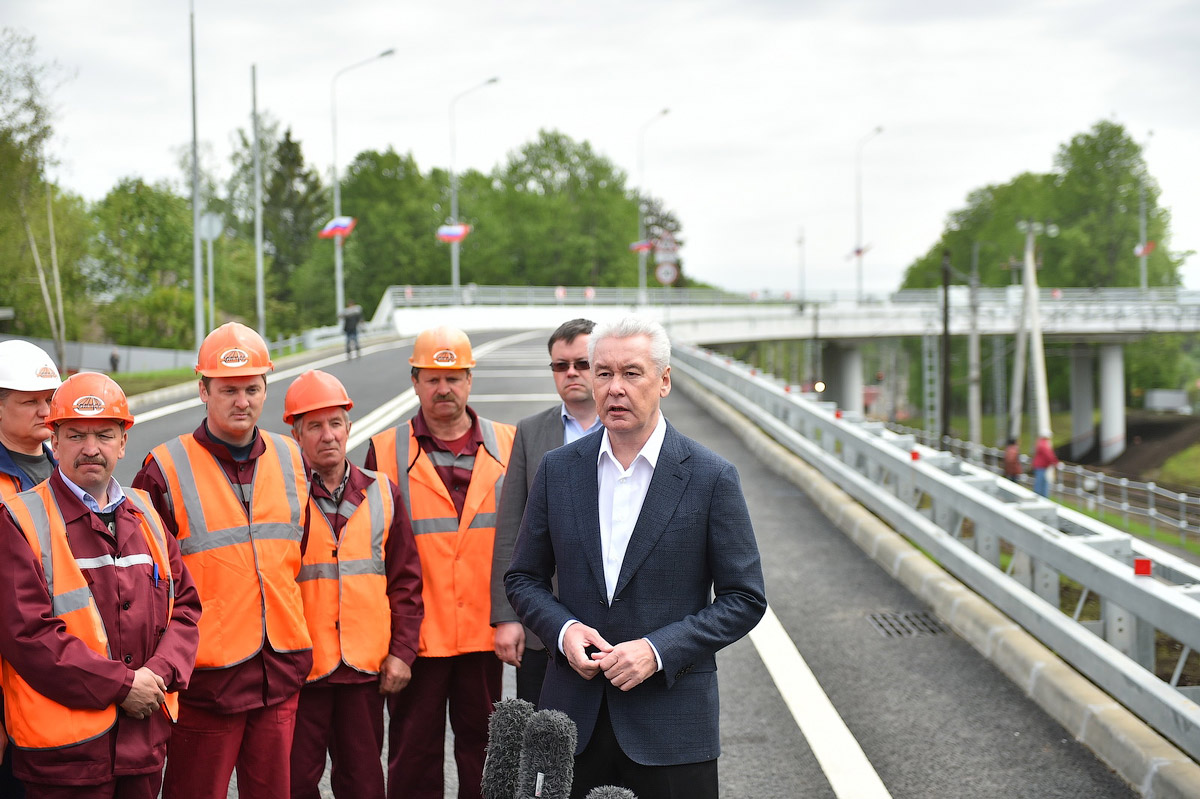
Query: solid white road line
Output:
[[750, 606, 893, 799]]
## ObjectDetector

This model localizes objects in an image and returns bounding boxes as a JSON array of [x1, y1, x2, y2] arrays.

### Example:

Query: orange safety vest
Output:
[[148, 432, 311, 670], [370, 417, 514, 657], [1, 484, 178, 749], [0, 472, 22, 503], [299, 469, 395, 681]]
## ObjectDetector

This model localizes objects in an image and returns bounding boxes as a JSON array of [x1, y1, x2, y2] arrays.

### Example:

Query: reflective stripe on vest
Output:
[[298, 470, 393, 681], [1, 484, 177, 748], [369, 418, 514, 657], [149, 432, 311, 669]]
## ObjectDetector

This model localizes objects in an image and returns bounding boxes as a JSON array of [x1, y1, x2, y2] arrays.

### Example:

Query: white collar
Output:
[[597, 413, 667, 471]]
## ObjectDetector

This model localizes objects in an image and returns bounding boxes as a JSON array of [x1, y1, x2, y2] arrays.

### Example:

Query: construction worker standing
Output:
[[0, 340, 62, 502], [133, 322, 312, 799], [0, 372, 201, 798], [283, 370, 423, 799], [365, 326, 515, 799]]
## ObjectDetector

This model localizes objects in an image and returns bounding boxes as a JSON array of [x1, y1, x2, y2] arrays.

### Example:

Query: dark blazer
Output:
[[490, 405, 569, 648], [505, 420, 767, 766]]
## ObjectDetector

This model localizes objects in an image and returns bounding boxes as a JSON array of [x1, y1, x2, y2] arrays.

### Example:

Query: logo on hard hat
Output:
[[432, 349, 458, 366], [73, 395, 106, 416], [36, 366, 57, 379], [220, 348, 250, 367]]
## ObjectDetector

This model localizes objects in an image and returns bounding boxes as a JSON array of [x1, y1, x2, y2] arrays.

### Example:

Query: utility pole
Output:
[[940, 251, 952, 446]]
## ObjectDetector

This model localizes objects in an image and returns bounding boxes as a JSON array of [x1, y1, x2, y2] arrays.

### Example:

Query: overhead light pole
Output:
[[189, 0, 203, 350], [636, 108, 669, 305], [1010, 218, 1059, 443], [448, 76, 499, 302], [330, 48, 394, 318], [854, 125, 883, 304]]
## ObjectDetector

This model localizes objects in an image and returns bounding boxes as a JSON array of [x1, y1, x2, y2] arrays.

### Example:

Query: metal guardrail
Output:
[[376, 284, 757, 315], [671, 344, 1200, 761], [891, 424, 1200, 545]]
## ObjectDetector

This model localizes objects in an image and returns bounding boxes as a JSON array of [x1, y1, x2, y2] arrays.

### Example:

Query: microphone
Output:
[[481, 698, 536, 799], [584, 788, 638, 799], [515, 708, 578, 799]]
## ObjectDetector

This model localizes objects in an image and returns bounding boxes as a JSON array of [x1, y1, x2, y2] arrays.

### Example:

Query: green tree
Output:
[[263, 128, 325, 330]]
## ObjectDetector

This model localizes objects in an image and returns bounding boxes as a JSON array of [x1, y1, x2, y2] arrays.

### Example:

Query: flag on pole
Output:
[[1134, 241, 1156, 257], [629, 240, 653, 252], [319, 216, 357, 239], [437, 224, 471, 243]]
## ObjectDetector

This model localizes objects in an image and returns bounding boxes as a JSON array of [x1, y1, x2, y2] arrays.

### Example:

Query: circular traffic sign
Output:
[[655, 263, 679, 285]]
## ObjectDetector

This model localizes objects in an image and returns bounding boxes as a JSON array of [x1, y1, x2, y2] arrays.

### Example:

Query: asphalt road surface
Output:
[[122, 330, 1137, 798]]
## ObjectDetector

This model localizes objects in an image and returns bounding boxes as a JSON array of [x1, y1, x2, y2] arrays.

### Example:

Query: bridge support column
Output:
[[830, 344, 863, 417], [1070, 344, 1095, 460], [1099, 343, 1126, 464]]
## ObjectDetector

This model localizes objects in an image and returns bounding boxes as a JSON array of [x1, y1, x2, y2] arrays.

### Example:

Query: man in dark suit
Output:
[[506, 316, 767, 798], [491, 318, 602, 703]]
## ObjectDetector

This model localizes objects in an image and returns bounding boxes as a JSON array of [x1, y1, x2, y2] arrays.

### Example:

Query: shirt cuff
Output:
[[558, 619, 580, 655], [643, 637, 663, 672]]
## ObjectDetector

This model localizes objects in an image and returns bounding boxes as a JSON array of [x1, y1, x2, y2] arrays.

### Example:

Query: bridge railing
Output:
[[375, 284, 757, 316], [672, 344, 1200, 761]]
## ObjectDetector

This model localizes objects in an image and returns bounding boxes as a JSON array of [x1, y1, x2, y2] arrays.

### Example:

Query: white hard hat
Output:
[[0, 340, 62, 392]]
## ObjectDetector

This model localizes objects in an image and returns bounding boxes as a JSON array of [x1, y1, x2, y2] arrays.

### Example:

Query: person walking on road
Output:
[[491, 318, 601, 704], [134, 322, 313, 799], [0, 372, 201, 799], [365, 326, 515, 799], [0, 341, 61, 503], [506, 316, 767, 799], [1032, 435, 1059, 498], [1003, 437, 1021, 482], [339, 303, 363, 360], [284, 370, 424, 799]]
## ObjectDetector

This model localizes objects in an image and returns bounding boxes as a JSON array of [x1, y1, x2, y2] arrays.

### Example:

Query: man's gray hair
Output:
[[588, 316, 671, 374]]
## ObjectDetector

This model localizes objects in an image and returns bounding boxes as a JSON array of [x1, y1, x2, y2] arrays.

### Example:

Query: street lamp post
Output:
[[636, 108, 669, 306], [1011, 218, 1059, 443], [330, 48, 394, 319], [854, 125, 883, 304], [448, 77, 499, 303]]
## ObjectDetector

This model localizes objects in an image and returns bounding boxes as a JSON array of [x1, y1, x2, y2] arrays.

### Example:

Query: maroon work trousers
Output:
[[290, 680, 385, 799], [24, 773, 160, 799], [386, 652, 501, 799], [161, 692, 300, 799]]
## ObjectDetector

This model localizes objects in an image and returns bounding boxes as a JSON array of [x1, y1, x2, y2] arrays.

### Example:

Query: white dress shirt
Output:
[[558, 413, 668, 669]]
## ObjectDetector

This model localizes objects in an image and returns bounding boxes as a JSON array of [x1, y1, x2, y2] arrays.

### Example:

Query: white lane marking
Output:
[[750, 606, 893, 799], [469, 393, 562, 403]]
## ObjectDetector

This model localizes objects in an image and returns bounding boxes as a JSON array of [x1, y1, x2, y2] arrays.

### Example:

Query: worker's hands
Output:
[[494, 622, 526, 667], [562, 623, 612, 680], [593, 639, 657, 692], [120, 667, 167, 719], [378, 655, 412, 695]]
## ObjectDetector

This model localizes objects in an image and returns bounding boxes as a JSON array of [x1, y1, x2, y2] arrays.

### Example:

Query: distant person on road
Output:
[[0, 372, 201, 799], [1032, 435, 1059, 497], [0, 341, 61, 504], [1003, 437, 1021, 482], [110, 347, 120, 374], [491, 318, 601, 704], [134, 322, 313, 799], [283, 370, 423, 799], [339, 303, 363, 360], [365, 326, 515, 799]]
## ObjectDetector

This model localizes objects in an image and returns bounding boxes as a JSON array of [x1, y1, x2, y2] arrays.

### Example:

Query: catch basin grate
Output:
[[867, 611, 949, 639]]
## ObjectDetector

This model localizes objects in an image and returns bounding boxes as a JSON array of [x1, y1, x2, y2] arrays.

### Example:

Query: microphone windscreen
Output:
[[481, 698, 536, 799], [584, 787, 638, 799], [515, 708, 578, 799]]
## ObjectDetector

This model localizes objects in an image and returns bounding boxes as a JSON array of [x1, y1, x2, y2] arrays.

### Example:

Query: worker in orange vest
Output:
[[133, 322, 312, 799], [0, 340, 62, 503], [365, 326, 515, 799], [283, 370, 423, 799], [0, 372, 201, 798]]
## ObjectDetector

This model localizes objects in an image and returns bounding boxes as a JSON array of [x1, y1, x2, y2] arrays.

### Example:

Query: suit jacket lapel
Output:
[[614, 422, 691, 599], [571, 433, 607, 601]]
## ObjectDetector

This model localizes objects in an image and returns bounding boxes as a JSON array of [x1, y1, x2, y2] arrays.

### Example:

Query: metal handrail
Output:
[[671, 344, 1200, 761]]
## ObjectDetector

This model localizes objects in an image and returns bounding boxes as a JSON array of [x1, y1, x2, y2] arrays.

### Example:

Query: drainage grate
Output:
[[867, 611, 949, 639]]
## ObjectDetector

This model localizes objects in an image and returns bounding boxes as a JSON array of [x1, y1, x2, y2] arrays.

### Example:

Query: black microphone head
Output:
[[515, 708, 577, 799], [584, 787, 638, 799], [481, 698, 536, 799]]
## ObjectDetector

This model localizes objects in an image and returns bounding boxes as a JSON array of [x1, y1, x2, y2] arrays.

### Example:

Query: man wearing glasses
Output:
[[491, 318, 601, 703]]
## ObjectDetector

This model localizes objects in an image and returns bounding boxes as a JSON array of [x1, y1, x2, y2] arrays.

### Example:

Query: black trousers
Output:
[[570, 694, 718, 799], [516, 647, 549, 705]]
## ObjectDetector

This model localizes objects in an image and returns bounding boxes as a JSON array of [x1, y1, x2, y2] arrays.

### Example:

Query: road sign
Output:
[[655, 262, 679, 285], [654, 231, 679, 264]]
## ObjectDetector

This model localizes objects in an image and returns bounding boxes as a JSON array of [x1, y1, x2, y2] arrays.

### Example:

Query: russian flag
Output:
[[629, 240, 653, 252], [319, 216, 357, 239], [437, 224, 471, 243]]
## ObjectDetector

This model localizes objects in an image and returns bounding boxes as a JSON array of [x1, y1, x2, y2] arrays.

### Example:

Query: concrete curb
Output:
[[674, 372, 1200, 799]]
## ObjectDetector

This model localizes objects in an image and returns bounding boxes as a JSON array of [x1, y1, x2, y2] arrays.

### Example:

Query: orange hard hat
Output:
[[196, 322, 274, 378], [409, 326, 475, 370], [46, 372, 135, 429], [283, 370, 354, 425]]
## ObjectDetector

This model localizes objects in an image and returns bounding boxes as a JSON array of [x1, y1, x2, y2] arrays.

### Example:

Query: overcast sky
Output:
[[9, 0, 1199, 298]]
